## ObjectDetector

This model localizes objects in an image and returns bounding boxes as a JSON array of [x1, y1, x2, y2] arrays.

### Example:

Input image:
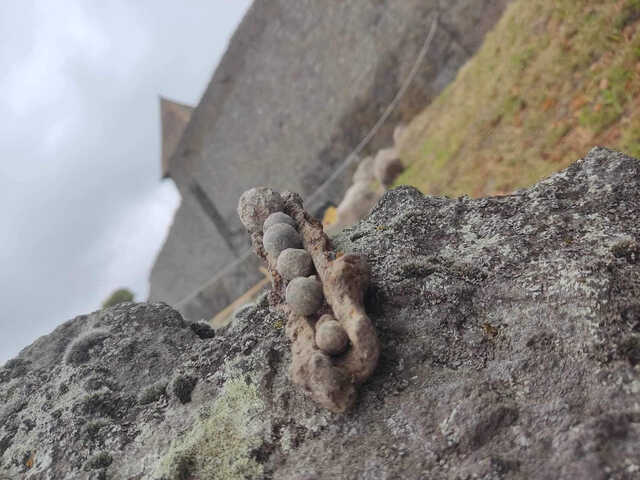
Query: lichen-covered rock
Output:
[[263, 223, 302, 258], [276, 248, 314, 280], [285, 276, 324, 316], [64, 329, 111, 365], [263, 211, 297, 232], [3, 147, 640, 479], [237, 186, 284, 232], [189, 321, 216, 339], [0, 301, 288, 480]]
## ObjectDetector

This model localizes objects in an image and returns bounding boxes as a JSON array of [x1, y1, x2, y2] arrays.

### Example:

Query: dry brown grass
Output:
[[395, 0, 640, 197]]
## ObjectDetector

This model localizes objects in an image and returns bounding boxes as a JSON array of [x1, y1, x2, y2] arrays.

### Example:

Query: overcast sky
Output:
[[0, 1, 252, 364]]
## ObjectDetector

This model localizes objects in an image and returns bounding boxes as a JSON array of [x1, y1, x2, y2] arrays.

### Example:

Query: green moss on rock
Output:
[[84, 419, 110, 442], [157, 375, 265, 480]]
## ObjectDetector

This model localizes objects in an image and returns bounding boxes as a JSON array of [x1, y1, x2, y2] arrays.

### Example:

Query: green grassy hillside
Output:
[[396, 0, 640, 196]]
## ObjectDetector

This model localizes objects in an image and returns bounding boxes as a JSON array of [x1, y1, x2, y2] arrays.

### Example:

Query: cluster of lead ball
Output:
[[238, 187, 349, 356]]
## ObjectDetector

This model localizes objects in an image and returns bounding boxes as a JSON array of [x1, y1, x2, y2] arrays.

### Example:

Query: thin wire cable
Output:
[[176, 14, 440, 309], [307, 13, 439, 207]]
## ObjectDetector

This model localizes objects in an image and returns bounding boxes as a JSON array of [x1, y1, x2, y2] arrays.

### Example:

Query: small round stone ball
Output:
[[237, 187, 284, 232], [263, 224, 302, 258], [316, 313, 335, 327], [277, 248, 314, 280], [316, 319, 349, 355], [263, 212, 296, 232], [286, 276, 324, 316]]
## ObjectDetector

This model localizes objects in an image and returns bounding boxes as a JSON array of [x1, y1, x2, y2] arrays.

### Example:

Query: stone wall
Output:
[[149, 0, 512, 316]]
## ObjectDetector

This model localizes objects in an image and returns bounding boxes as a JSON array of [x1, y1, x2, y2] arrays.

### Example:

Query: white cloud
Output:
[[98, 181, 180, 301], [0, 1, 252, 364]]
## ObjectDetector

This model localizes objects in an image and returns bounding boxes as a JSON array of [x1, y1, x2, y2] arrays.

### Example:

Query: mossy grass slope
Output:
[[396, 0, 640, 196]]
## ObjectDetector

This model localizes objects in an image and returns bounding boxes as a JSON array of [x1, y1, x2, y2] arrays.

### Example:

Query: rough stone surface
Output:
[[276, 248, 315, 281], [3, 147, 640, 479]]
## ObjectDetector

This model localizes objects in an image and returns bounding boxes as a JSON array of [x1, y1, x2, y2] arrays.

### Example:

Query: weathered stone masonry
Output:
[[149, 0, 512, 321]]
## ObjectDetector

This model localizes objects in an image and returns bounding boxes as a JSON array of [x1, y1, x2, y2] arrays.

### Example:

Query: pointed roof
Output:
[[159, 97, 194, 179]]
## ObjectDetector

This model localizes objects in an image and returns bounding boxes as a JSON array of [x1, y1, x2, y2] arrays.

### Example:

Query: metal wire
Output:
[[306, 13, 439, 207], [175, 13, 440, 310]]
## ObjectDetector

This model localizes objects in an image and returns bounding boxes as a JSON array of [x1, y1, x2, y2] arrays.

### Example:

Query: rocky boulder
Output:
[[2, 147, 640, 479]]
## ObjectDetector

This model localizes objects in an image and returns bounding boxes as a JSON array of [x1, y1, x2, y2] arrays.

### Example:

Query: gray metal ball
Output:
[[285, 276, 324, 316], [263, 212, 296, 232], [277, 248, 314, 280], [263, 223, 302, 258]]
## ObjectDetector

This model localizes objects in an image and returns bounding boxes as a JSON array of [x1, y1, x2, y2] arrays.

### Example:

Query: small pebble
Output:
[[237, 187, 284, 232], [277, 248, 314, 280], [316, 313, 335, 327], [286, 276, 324, 316], [316, 319, 349, 355], [263, 224, 302, 258], [263, 212, 296, 232]]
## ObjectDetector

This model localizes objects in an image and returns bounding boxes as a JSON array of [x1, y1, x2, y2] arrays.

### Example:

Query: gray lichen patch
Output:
[[84, 451, 113, 470], [0, 302, 201, 479], [64, 329, 111, 365], [83, 418, 110, 442], [138, 381, 168, 405], [78, 388, 121, 418]]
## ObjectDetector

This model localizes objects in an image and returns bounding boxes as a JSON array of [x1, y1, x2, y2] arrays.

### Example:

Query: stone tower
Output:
[[149, 0, 512, 321], [159, 97, 193, 180]]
